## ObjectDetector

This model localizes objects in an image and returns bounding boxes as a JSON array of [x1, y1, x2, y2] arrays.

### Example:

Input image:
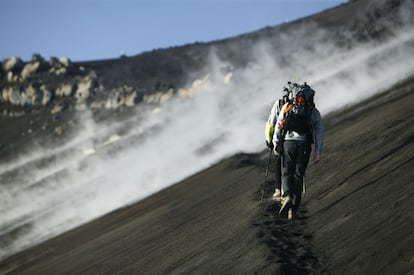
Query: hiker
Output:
[[265, 85, 291, 202], [271, 82, 324, 220]]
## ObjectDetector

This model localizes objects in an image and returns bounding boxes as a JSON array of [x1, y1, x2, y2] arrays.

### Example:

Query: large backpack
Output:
[[282, 82, 315, 135]]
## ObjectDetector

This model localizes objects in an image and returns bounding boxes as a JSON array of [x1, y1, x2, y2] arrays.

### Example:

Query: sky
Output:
[[1, 0, 346, 62]]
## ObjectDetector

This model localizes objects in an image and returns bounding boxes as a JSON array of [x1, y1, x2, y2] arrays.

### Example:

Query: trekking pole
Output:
[[261, 149, 272, 204]]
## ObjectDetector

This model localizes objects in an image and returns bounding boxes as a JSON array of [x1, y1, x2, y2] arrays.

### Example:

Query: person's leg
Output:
[[280, 141, 295, 199], [275, 155, 282, 190], [292, 141, 309, 211], [304, 143, 312, 170], [272, 156, 282, 201], [280, 141, 298, 217]]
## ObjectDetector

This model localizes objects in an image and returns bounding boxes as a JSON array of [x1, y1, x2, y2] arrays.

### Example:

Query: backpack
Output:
[[276, 84, 293, 112], [282, 82, 315, 135]]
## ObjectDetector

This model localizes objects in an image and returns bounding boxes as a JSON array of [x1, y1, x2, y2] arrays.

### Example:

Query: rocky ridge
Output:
[[0, 54, 142, 117], [0, 53, 230, 120]]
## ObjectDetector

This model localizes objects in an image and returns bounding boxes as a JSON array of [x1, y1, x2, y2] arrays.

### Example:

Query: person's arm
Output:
[[312, 108, 324, 163], [272, 103, 288, 155], [265, 100, 280, 147]]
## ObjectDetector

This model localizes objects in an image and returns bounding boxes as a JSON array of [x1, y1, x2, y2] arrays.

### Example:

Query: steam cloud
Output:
[[1, 1, 414, 260]]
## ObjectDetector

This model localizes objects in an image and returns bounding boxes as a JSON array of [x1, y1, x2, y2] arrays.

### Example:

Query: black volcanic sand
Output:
[[1, 77, 414, 274]]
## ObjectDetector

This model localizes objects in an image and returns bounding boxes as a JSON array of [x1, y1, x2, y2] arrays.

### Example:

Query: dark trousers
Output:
[[274, 155, 281, 190], [281, 140, 311, 210]]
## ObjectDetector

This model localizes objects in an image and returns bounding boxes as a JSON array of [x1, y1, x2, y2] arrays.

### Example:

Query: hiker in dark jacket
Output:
[[272, 82, 324, 220]]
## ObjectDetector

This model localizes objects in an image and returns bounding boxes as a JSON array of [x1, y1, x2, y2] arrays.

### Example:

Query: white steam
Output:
[[1, 3, 414, 262]]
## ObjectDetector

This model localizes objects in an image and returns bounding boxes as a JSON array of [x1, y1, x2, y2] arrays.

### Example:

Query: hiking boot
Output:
[[272, 188, 281, 202], [279, 196, 291, 217]]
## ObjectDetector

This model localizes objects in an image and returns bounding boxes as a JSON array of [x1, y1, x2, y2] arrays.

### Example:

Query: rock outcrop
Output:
[[0, 55, 163, 116], [104, 85, 139, 109], [1, 56, 24, 74], [55, 83, 74, 97], [0, 53, 232, 117]]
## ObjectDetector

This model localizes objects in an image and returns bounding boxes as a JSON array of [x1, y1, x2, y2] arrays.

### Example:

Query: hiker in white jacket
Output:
[[272, 82, 324, 220]]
